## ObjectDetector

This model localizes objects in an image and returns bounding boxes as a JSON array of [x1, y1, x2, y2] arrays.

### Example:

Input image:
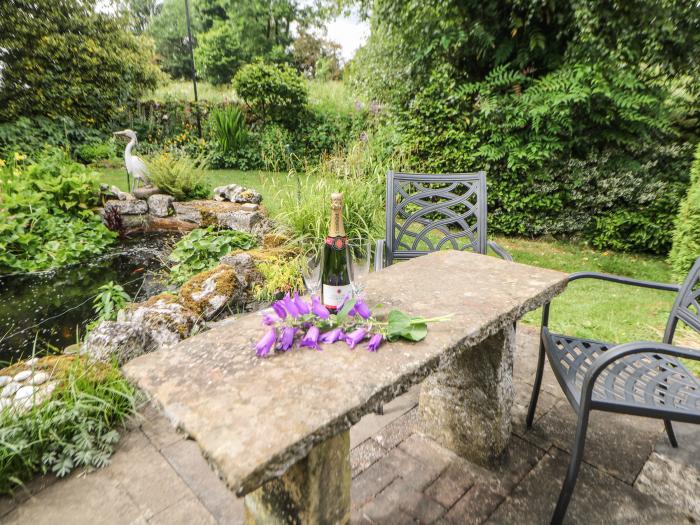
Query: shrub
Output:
[[0, 150, 116, 273], [669, 144, 700, 278], [74, 140, 115, 164], [145, 153, 211, 201], [195, 23, 247, 85], [0, 0, 161, 125], [0, 117, 104, 160], [0, 357, 136, 493], [209, 105, 247, 156], [168, 227, 257, 284], [233, 62, 308, 128]]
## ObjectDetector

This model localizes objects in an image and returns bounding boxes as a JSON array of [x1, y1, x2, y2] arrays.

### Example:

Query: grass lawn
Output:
[[97, 167, 700, 375]]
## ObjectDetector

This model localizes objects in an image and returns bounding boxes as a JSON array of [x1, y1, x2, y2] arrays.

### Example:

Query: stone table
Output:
[[124, 250, 567, 524]]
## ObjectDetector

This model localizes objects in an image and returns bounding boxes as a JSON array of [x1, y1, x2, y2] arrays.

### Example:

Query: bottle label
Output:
[[323, 284, 352, 309], [325, 236, 347, 250]]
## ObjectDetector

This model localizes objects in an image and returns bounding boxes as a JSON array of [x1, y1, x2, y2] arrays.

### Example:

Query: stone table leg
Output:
[[244, 430, 351, 524], [419, 323, 515, 466]]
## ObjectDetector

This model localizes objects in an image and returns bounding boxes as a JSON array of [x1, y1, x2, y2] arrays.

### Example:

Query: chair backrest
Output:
[[385, 171, 487, 266], [664, 257, 700, 345]]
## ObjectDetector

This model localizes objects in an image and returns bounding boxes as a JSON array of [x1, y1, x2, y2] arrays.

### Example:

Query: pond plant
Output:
[[168, 226, 257, 284], [0, 149, 116, 274]]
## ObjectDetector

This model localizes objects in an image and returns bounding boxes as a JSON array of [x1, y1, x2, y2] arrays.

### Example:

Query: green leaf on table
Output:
[[405, 321, 428, 342], [335, 298, 357, 324], [385, 309, 427, 342]]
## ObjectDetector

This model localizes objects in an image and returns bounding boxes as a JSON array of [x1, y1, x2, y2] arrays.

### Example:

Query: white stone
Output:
[[105, 199, 148, 215], [31, 372, 49, 385], [0, 376, 11, 387], [45, 381, 59, 396], [13, 370, 32, 382], [0, 398, 11, 410], [15, 385, 35, 400], [25, 358, 39, 367], [147, 194, 175, 218], [1, 382, 20, 398]]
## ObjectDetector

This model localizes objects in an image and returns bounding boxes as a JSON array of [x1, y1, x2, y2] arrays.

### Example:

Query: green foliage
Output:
[[92, 282, 131, 323], [195, 23, 248, 85], [276, 138, 388, 248], [0, 357, 136, 493], [148, 0, 194, 79], [670, 144, 700, 278], [292, 30, 342, 80], [0, 150, 116, 274], [253, 256, 304, 301], [145, 153, 211, 200], [352, 0, 700, 254], [0, 0, 161, 126], [209, 105, 247, 156], [233, 62, 309, 128], [168, 227, 257, 284], [74, 140, 116, 165], [0, 117, 105, 160]]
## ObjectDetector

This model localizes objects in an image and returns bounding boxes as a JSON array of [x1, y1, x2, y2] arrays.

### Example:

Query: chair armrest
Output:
[[487, 240, 513, 261], [581, 341, 700, 402], [568, 272, 680, 292], [375, 239, 386, 271]]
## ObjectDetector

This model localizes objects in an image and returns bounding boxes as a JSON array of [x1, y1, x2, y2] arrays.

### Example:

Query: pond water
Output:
[[0, 235, 176, 364]]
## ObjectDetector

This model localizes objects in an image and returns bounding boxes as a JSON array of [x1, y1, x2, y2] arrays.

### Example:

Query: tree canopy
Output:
[[0, 0, 161, 126]]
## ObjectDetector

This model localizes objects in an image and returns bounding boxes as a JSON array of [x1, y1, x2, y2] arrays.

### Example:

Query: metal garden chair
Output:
[[375, 171, 511, 270], [527, 257, 700, 524]]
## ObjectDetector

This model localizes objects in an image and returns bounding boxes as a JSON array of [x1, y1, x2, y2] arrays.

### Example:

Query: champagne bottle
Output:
[[321, 193, 352, 311]]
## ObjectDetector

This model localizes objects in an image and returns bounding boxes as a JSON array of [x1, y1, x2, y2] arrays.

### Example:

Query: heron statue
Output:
[[113, 129, 150, 191]]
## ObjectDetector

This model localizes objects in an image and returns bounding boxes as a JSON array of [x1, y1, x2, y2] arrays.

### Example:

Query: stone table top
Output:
[[123, 250, 567, 497]]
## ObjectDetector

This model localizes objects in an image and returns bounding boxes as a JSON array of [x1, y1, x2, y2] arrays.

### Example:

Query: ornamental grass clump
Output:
[[0, 357, 137, 494], [254, 294, 450, 357], [145, 152, 211, 201], [669, 143, 700, 279]]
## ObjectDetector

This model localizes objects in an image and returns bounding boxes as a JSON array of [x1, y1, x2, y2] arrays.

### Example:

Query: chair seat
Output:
[[544, 332, 700, 420]]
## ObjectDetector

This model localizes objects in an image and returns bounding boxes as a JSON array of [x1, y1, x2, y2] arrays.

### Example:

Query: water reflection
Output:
[[0, 235, 176, 364]]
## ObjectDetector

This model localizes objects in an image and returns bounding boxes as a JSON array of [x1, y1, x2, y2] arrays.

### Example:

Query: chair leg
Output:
[[664, 419, 678, 448], [551, 408, 590, 525], [526, 337, 546, 429]]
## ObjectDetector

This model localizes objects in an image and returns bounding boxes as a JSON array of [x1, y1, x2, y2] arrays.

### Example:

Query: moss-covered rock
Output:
[[179, 264, 242, 319], [117, 294, 198, 347]]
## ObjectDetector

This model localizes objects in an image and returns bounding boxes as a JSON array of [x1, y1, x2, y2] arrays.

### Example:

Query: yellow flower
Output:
[[0, 159, 5, 168], [14, 152, 26, 161]]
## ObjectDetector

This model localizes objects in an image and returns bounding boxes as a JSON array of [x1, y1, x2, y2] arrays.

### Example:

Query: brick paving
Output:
[[1, 324, 698, 524]]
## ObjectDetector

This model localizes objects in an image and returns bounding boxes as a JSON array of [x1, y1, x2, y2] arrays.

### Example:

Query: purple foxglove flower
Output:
[[278, 327, 298, 351], [345, 327, 368, 349], [271, 301, 287, 320], [352, 299, 372, 320], [300, 325, 321, 350], [255, 328, 277, 357], [311, 296, 330, 320], [367, 333, 383, 352], [293, 292, 310, 314], [282, 293, 300, 318], [262, 313, 277, 326], [319, 327, 345, 344]]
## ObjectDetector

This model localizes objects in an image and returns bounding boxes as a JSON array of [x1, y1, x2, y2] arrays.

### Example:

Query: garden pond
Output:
[[0, 234, 177, 364]]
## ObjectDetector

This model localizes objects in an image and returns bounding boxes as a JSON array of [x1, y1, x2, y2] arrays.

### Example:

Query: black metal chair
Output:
[[375, 171, 511, 270], [527, 257, 700, 524]]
